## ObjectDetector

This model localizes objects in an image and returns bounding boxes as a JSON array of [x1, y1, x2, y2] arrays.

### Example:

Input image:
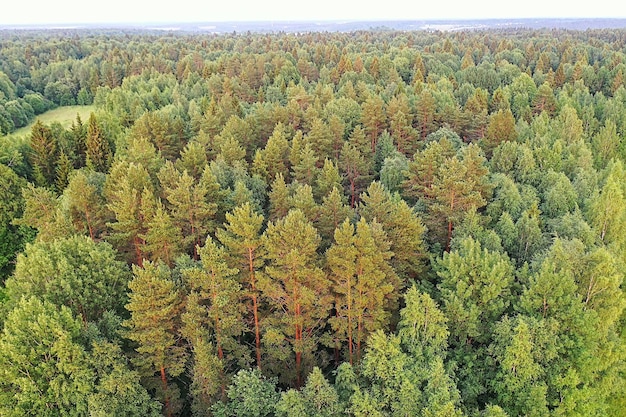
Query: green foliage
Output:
[[5, 235, 130, 321], [3, 26, 626, 417], [0, 297, 93, 416], [213, 369, 279, 417]]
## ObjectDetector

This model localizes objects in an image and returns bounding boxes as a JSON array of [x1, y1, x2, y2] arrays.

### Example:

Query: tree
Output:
[[436, 237, 515, 407], [85, 113, 112, 173], [261, 209, 330, 387], [0, 164, 30, 279], [63, 170, 110, 240], [88, 341, 162, 417], [159, 164, 222, 259], [315, 186, 354, 250], [276, 367, 343, 417], [182, 236, 243, 405], [483, 109, 517, 156], [29, 119, 57, 187], [216, 202, 266, 369], [5, 235, 131, 322], [124, 261, 187, 417], [340, 142, 372, 208], [0, 297, 94, 416], [142, 204, 183, 267], [105, 161, 155, 265], [359, 182, 427, 281], [212, 369, 279, 417], [326, 218, 396, 363]]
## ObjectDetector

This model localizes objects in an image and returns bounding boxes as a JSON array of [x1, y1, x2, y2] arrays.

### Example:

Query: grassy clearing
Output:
[[10, 105, 95, 138]]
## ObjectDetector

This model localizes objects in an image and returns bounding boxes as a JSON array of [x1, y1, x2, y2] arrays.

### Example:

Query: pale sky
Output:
[[1, 0, 625, 25]]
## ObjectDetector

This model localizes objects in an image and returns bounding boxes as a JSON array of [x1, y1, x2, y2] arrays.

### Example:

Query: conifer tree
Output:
[[327, 218, 396, 363], [217, 202, 266, 369], [159, 165, 222, 259], [361, 95, 386, 152], [105, 162, 154, 265], [124, 261, 187, 417], [85, 113, 112, 173], [64, 170, 110, 240], [182, 236, 244, 400], [142, 204, 183, 267], [55, 150, 73, 192], [29, 119, 57, 187], [315, 186, 354, 250], [268, 173, 290, 221], [261, 209, 330, 387]]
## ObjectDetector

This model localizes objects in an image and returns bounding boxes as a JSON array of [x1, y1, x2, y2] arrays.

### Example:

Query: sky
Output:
[[1, 0, 626, 25]]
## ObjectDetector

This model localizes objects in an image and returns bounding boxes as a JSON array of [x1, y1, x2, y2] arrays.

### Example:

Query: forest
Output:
[[0, 26, 626, 416]]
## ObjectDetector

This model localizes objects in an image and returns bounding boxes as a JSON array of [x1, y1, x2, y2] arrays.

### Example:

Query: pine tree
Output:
[[268, 173, 290, 221], [142, 204, 183, 267], [159, 165, 222, 259], [327, 218, 396, 363], [105, 162, 154, 265], [359, 182, 427, 280], [361, 95, 386, 153], [261, 209, 330, 387], [340, 142, 371, 208], [124, 261, 187, 417], [315, 186, 354, 250], [182, 236, 243, 400], [217, 202, 266, 369]]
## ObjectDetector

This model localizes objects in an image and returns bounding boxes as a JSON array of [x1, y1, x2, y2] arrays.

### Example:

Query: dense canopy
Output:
[[1, 26, 626, 416]]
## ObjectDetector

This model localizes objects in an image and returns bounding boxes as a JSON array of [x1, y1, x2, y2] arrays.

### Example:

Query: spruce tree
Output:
[[85, 113, 112, 173]]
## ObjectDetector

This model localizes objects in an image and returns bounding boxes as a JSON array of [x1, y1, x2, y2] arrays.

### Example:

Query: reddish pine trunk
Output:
[[160, 366, 171, 417], [84, 208, 95, 240], [347, 275, 354, 366], [294, 283, 302, 389], [134, 236, 144, 267], [446, 220, 453, 252], [248, 247, 262, 370]]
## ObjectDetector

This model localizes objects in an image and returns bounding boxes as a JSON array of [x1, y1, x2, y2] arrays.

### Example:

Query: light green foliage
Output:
[[158, 163, 222, 258], [87, 341, 162, 417], [6, 235, 130, 322], [399, 287, 449, 358], [216, 202, 266, 368], [63, 169, 110, 240], [212, 369, 279, 417], [437, 237, 514, 344], [182, 236, 244, 367], [0, 297, 93, 416], [276, 368, 342, 417], [105, 160, 154, 264], [315, 186, 354, 250], [490, 316, 550, 417]]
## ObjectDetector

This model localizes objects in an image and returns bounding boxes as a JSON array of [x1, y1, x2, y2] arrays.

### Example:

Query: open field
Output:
[[9, 105, 95, 138]]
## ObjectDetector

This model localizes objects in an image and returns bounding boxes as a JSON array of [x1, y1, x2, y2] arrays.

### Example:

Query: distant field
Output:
[[9, 105, 95, 138]]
